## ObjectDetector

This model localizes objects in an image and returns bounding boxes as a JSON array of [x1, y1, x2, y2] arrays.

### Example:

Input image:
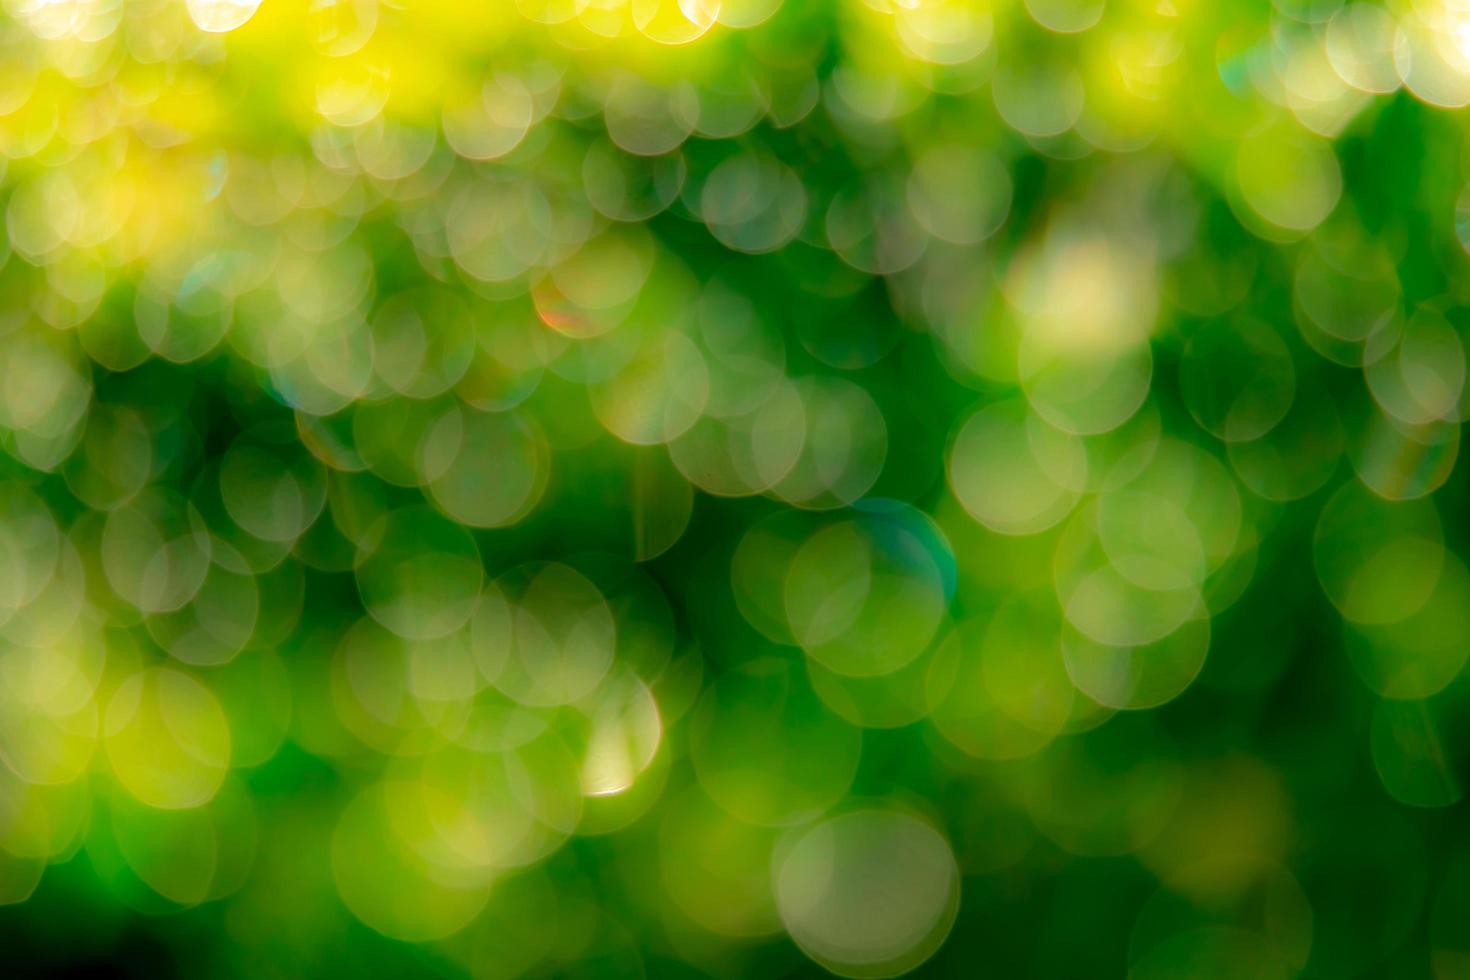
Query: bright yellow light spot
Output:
[[104, 667, 231, 810], [186, 0, 263, 33]]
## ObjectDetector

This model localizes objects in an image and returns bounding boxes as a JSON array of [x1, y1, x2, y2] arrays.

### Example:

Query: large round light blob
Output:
[[784, 514, 948, 677], [774, 808, 960, 979], [186, 0, 263, 33]]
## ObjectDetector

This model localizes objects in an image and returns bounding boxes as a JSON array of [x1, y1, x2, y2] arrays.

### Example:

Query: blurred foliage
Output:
[[1, 0, 1470, 978]]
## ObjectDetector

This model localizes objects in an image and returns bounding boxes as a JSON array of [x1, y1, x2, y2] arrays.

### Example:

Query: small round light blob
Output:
[[1365, 308, 1466, 426], [1346, 553, 1470, 700], [101, 487, 214, 615], [731, 509, 811, 645], [447, 176, 552, 285], [103, 667, 231, 810], [1053, 495, 1207, 649], [927, 619, 1077, 762], [331, 616, 440, 754], [1313, 480, 1444, 626], [578, 671, 662, 799], [1062, 613, 1211, 711], [270, 317, 377, 417], [185, 0, 263, 33], [772, 376, 887, 510], [426, 409, 548, 529], [1326, 3, 1401, 95], [145, 548, 260, 667], [369, 288, 477, 400], [308, 0, 377, 56], [1395, 15, 1470, 109], [1020, 328, 1153, 437], [413, 738, 579, 872], [774, 809, 960, 979], [583, 138, 687, 223], [332, 781, 492, 942], [589, 330, 710, 447], [490, 562, 616, 708], [700, 150, 807, 254], [893, 0, 993, 65], [0, 327, 91, 445], [1006, 231, 1156, 436], [220, 426, 328, 545], [825, 178, 928, 276], [1095, 489, 1206, 593], [667, 376, 806, 497], [603, 74, 700, 157], [1292, 243, 1400, 360], [784, 515, 948, 677], [538, 227, 654, 341], [1235, 128, 1342, 234], [979, 592, 1094, 736], [442, 73, 535, 162], [1024, 0, 1103, 34], [355, 505, 484, 640], [948, 398, 1087, 535], [1348, 406, 1459, 502], [907, 145, 1011, 246], [693, 69, 768, 139], [353, 397, 457, 489], [632, 0, 719, 45]]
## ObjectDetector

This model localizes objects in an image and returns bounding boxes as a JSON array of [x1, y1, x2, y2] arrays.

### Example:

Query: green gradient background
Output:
[[1, 1, 1469, 978]]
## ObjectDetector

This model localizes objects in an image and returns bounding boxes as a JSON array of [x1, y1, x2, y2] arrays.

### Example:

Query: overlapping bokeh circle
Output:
[[2, 1, 1470, 978]]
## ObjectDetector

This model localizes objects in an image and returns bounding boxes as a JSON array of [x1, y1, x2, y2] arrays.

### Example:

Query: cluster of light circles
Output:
[[3, 0, 1470, 978]]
